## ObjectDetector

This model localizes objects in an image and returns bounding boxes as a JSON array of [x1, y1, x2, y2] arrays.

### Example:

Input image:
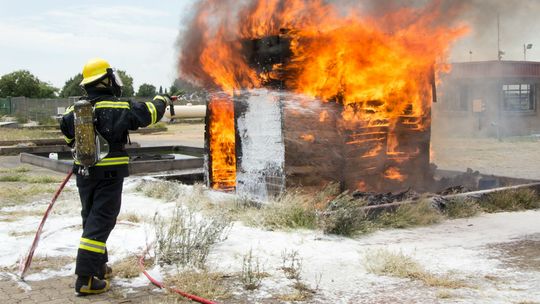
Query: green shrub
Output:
[[376, 200, 443, 229], [321, 193, 372, 236], [443, 198, 481, 219], [479, 189, 539, 212]]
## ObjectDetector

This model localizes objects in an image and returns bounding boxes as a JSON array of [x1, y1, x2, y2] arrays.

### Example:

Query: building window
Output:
[[502, 84, 535, 112]]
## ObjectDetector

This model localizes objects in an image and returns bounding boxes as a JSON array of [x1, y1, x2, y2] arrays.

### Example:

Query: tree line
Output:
[[0, 70, 198, 99]]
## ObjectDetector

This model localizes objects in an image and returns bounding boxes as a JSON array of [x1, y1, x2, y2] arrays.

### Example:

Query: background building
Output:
[[435, 61, 540, 137]]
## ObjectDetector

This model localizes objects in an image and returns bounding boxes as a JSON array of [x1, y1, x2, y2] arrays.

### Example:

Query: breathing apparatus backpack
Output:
[[73, 99, 110, 175]]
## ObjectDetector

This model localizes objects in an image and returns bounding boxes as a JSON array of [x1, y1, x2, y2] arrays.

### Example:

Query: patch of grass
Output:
[[364, 249, 468, 289], [0, 166, 30, 174], [0, 184, 56, 207], [154, 204, 231, 268], [136, 180, 184, 202], [376, 200, 444, 229], [277, 290, 313, 302], [37, 116, 57, 126], [118, 212, 142, 223], [260, 191, 318, 230], [0, 128, 56, 141], [479, 189, 540, 212], [1, 209, 44, 220], [240, 183, 339, 231], [266, 184, 340, 231], [8, 230, 35, 237], [436, 290, 454, 299], [165, 271, 231, 301], [0, 174, 61, 183], [442, 197, 481, 219], [112, 255, 153, 279]]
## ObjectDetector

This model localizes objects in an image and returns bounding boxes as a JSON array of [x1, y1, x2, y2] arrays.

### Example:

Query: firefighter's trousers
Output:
[[75, 176, 123, 276]]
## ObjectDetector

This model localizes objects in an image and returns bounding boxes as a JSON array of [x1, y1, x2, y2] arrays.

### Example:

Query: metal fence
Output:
[[9, 97, 74, 122], [0, 98, 10, 116]]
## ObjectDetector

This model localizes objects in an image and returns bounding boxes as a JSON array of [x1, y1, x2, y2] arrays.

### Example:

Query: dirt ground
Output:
[[431, 135, 540, 180]]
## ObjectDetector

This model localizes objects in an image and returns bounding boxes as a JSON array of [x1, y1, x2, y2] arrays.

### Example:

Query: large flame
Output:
[[181, 0, 468, 190], [208, 96, 236, 189]]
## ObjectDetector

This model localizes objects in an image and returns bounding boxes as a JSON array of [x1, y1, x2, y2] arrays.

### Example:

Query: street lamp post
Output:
[[524, 43, 533, 61]]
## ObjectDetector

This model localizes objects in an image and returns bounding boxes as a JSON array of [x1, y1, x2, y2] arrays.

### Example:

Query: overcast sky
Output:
[[0, 0, 194, 90], [0, 0, 539, 92]]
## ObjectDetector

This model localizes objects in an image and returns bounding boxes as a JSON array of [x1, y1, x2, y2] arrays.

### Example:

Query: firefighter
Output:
[[60, 58, 169, 296]]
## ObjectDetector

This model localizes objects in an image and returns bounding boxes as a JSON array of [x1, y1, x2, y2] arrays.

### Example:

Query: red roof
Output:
[[449, 60, 540, 79]]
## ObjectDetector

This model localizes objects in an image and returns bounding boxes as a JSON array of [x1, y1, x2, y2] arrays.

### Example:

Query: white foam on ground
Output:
[[1, 177, 539, 302]]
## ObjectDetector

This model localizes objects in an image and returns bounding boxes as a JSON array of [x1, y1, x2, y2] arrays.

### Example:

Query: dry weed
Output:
[[136, 179, 185, 202], [240, 249, 266, 290], [281, 249, 303, 280], [0, 166, 30, 174], [8, 230, 35, 237], [165, 271, 231, 301], [112, 255, 153, 278], [154, 204, 231, 268], [0, 129, 54, 141], [364, 249, 468, 289], [0, 174, 61, 183], [118, 212, 142, 223]]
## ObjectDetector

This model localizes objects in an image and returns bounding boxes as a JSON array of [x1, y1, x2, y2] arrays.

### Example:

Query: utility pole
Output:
[[497, 14, 502, 61]]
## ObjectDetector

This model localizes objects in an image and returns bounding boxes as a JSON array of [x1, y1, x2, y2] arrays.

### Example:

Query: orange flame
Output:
[[208, 96, 236, 190], [300, 134, 315, 143], [384, 167, 406, 182], [319, 110, 329, 122]]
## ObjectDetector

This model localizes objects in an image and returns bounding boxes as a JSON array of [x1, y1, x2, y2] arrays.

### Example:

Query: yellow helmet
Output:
[[80, 58, 111, 86]]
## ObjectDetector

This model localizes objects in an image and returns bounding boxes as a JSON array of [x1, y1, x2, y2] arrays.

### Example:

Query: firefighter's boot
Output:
[[75, 275, 110, 296], [97, 264, 113, 280]]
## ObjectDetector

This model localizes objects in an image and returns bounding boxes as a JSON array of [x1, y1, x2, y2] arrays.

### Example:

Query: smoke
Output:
[[450, 0, 540, 62]]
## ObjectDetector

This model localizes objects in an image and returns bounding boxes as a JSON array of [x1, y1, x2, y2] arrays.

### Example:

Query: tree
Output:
[[60, 73, 84, 97], [39, 82, 59, 98], [136, 83, 157, 97], [0, 70, 58, 98], [159, 86, 163, 94], [117, 70, 134, 97]]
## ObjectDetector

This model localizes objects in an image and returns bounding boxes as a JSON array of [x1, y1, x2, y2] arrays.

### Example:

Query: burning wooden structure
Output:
[[203, 34, 434, 200], [186, 1, 465, 200], [205, 90, 433, 200]]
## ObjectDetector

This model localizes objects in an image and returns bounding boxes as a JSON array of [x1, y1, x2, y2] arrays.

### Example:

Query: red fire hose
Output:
[[19, 170, 73, 279], [138, 245, 218, 304]]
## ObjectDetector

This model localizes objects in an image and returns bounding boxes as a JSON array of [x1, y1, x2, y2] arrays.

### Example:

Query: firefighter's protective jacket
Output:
[[60, 88, 167, 178]]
